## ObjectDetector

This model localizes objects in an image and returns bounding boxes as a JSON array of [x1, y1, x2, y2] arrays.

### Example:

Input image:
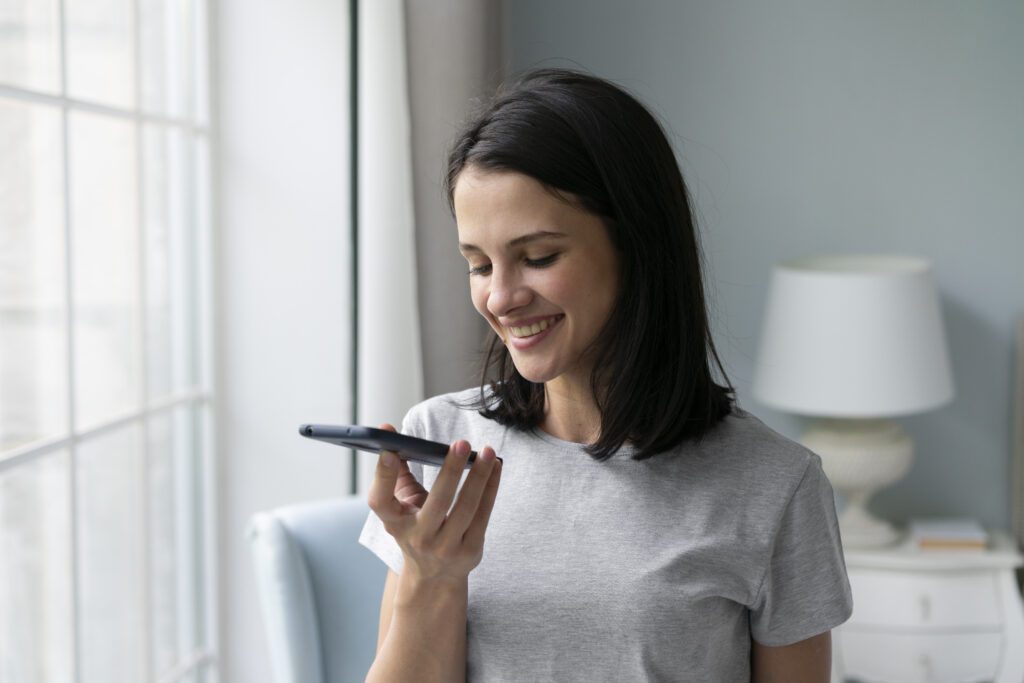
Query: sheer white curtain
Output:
[[355, 0, 503, 492], [356, 0, 424, 494]]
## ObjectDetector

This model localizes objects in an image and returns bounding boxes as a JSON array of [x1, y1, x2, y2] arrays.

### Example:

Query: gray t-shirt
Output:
[[359, 387, 853, 681]]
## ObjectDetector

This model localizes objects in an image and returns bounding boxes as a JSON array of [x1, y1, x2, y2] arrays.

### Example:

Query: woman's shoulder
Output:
[[405, 385, 488, 418], [696, 407, 823, 487], [401, 386, 495, 438]]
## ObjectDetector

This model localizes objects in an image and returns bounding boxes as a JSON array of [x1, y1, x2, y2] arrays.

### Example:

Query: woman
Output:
[[360, 68, 852, 682]]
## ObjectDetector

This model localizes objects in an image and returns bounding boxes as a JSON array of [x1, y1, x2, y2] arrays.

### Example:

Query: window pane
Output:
[[68, 110, 142, 429], [194, 402, 211, 652], [0, 452, 73, 683], [193, 403, 210, 652], [66, 0, 135, 109], [140, 0, 195, 119], [0, 0, 61, 93], [148, 409, 178, 676], [148, 404, 203, 676], [194, 134, 211, 390], [144, 125, 198, 401], [0, 99, 68, 453], [191, 0, 209, 126], [77, 424, 145, 682]]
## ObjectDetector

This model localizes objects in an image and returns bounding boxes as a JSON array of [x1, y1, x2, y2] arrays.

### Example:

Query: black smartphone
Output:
[[298, 424, 478, 469]]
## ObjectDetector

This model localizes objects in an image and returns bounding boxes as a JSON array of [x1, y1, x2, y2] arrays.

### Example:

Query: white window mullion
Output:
[[130, 0, 154, 677], [178, 0, 200, 657], [194, 4, 219, 654], [54, 0, 80, 679], [0, 84, 210, 135], [0, 391, 211, 474]]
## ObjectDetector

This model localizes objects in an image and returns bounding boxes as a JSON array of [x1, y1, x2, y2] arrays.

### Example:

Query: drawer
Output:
[[848, 570, 1002, 628], [836, 629, 1002, 683]]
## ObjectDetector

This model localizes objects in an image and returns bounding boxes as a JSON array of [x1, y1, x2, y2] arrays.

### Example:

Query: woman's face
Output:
[[454, 167, 619, 386]]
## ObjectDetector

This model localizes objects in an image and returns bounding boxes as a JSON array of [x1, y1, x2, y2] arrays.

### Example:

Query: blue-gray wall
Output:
[[502, 1, 1024, 532]]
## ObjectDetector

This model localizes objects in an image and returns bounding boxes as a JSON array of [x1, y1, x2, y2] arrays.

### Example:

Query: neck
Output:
[[540, 376, 603, 445]]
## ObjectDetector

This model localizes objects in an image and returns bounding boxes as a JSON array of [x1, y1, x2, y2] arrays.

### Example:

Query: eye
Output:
[[467, 253, 561, 277], [526, 253, 560, 268]]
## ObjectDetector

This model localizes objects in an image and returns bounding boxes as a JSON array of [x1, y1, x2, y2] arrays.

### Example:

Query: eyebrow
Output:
[[458, 230, 568, 254]]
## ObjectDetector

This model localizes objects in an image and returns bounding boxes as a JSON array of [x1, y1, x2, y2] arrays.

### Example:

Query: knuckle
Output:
[[366, 493, 386, 510]]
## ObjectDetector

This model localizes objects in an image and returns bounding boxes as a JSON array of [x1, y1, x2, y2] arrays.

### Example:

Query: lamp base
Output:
[[835, 499, 904, 547], [802, 418, 913, 549]]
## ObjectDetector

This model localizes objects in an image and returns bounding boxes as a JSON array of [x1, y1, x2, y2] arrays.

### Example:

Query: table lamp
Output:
[[752, 255, 955, 548]]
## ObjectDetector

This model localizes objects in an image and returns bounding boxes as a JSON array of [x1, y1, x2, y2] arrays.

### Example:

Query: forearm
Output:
[[365, 572, 468, 683], [750, 632, 832, 683]]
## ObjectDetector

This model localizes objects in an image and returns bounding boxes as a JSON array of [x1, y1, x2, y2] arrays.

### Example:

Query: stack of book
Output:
[[907, 517, 989, 551]]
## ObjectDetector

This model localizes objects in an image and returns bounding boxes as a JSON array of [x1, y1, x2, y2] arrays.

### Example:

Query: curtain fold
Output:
[[404, 0, 503, 398]]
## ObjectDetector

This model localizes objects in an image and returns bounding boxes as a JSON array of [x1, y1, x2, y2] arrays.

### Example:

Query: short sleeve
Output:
[[357, 407, 429, 575], [749, 454, 854, 646]]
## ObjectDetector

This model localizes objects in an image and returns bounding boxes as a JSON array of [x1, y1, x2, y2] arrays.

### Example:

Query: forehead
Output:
[[454, 169, 587, 250]]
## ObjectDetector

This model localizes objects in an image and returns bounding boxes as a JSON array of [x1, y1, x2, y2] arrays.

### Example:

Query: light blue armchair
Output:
[[248, 498, 386, 683]]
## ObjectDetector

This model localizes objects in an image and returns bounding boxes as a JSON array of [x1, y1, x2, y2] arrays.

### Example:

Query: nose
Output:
[[486, 266, 531, 319]]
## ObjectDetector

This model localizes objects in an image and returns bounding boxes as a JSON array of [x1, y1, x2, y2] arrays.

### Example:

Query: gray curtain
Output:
[[404, 0, 504, 397]]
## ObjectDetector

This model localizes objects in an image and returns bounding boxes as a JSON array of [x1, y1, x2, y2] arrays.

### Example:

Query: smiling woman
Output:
[[359, 68, 853, 683], [454, 170, 620, 414]]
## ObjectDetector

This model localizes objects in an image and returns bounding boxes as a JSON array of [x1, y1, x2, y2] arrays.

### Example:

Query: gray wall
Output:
[[502, 1, 1024, 531]]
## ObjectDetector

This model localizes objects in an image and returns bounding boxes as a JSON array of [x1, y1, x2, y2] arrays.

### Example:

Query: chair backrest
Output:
[[248, 497, 386, 683]]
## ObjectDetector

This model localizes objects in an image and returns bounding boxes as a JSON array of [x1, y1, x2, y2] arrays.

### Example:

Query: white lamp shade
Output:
[[752, 255, 955, 417]]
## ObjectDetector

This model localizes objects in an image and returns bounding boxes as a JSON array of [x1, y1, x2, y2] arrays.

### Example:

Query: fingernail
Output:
[[381, 451, 398, 469]]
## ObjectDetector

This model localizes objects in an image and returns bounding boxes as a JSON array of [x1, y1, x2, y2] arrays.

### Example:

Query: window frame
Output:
[[0, 0, 218, 680]]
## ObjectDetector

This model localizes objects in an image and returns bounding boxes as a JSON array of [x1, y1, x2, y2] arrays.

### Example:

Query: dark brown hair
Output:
[[445, 68, 738, 462]]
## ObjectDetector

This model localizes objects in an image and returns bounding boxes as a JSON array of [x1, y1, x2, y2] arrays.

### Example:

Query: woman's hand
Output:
[[367, 423, 503, 585]]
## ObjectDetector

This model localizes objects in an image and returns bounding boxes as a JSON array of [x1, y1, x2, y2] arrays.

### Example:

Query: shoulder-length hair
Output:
[[444, 67, 739, 462]]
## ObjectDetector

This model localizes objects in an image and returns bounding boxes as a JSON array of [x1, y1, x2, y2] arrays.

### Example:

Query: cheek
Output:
[[563, 264, 616, 323], [469, 284, 491, 319]]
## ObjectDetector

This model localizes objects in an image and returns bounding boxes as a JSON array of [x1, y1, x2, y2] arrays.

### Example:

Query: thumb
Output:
[[377, 422, 399, 470], [368, 422, 401, 512]]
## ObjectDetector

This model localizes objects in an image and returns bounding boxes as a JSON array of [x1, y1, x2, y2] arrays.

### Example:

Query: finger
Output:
[[394, 458, 433, 510], [441, 446, 498, 539], [418, 439, 472, 529], [375, 423, 431, 508], [463, 449, 502, 548], [365, 423, 404, 520]]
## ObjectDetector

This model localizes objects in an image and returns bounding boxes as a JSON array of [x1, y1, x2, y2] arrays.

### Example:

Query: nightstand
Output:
[[832, 530, 1024, 683]]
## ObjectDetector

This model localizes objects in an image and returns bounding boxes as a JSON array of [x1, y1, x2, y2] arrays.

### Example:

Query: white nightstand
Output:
[[833, 530, 1024, 683]]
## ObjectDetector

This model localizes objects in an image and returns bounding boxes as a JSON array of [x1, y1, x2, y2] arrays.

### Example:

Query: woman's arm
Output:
[[750, 631, 832, 683], [366, 568, 468, 683], [363, 427, 502, 683]]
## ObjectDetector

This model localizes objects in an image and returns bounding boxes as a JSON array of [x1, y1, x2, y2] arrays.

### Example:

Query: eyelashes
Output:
[[468, 253, 560, 276]]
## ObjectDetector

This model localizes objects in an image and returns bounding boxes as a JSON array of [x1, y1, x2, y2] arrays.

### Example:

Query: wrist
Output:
[[395, 567, 468, 611]]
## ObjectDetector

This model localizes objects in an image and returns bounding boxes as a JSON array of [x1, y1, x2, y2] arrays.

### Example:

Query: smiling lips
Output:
[[508, 314, 564, 338], [505, 314, 565, 351]]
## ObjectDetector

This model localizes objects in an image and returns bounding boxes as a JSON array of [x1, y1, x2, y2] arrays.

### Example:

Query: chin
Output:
[[511, 361, 560, 385]]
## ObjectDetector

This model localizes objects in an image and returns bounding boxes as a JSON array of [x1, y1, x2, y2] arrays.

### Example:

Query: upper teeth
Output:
[[509, 316, 560, 338]]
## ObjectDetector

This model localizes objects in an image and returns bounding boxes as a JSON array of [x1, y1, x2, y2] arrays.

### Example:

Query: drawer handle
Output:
[[919, 594, 931, 621]]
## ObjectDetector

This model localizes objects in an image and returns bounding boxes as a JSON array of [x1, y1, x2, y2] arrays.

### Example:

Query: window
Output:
[[0, 0, 216, 681]]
